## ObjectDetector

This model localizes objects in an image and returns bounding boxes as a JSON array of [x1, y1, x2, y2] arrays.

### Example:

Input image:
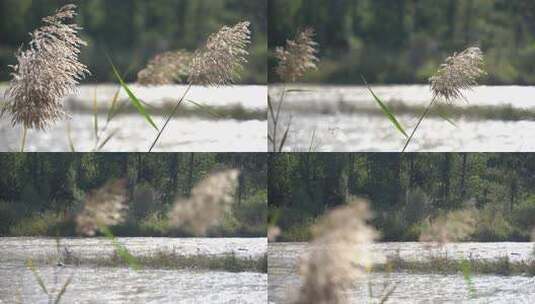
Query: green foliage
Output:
[[382, 254, 535, 276], [512, 196, 535, 231], [270, 153, 535, 241], [269, 0, 535, 85], [0, 153, 267, 237], [8, 212, 64, 236], [473, 205, 515, 241], [231, 190, 268, 236], [0, 0, 266, 84]]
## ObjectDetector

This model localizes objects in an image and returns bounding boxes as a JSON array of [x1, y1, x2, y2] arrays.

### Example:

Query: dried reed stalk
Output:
[[168, 169, 239, 236], [2, 4, 89, 130]]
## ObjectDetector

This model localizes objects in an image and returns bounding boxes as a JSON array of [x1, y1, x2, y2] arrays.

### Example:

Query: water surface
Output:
[[0, 237, 267, 304], [268, 242, 535, 304], [270, 85, 535, 152]]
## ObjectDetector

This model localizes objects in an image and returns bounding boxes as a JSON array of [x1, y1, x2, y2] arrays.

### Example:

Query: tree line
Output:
[[269, 0, 535, 85], [0, 153, 267, 237], [269, 153, 535, 241], [0, 0, 267, 84]]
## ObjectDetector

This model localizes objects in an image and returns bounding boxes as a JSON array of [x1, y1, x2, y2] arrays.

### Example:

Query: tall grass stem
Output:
[[149, 84, 192, 152], [20, 126, 27, 152], [402, 97, 437, 152]]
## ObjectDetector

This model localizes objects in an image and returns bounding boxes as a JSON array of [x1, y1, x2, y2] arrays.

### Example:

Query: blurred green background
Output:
[[268, 0, 535, 85], [0, 0, 267, 84]]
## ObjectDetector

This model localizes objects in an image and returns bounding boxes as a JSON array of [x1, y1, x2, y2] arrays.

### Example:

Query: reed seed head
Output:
[[268, 225, 281, 242], [188, 22, 251, 87], [419, 208, 476, 245], [168, 169, 239, 236], [295, 200, 378, 304], [76, 179, 128, 236], [429, 47, 485, 103], [137, 50, 192, 85], [2, 4, 89, 130], [275, 28, 319, 83]]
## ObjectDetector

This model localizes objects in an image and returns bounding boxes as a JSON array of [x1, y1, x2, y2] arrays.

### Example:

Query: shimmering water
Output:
[[268, 242, 535, 304], [0, 237, 267, 304], [0, 85, 267, 152], [270, 85, 535, 152]]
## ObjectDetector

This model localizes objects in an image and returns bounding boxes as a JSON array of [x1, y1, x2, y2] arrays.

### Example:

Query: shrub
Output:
[[8, 212, 64, 236], [473, 205, 514, 241], [512, 196, 535, 231]]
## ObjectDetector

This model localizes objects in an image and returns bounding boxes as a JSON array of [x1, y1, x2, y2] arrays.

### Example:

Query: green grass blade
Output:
[[66, 123, 76, 152], [267, 96, 275, 121], [26, 259, 49, 295], [54, 274, 74, 304], [97, 129, 119, 151], [278, 123, 290, 152], [461, 259, 476, 299], [93, 88, 99, 141], [361, 75, 408, 138], [436, 109, 458, 127], [108, 57, 159, 131], [186, 99, 224, 119], [100, 226, 140, 270], [106, 88, 121, 123], [284, 89, 313, 93]]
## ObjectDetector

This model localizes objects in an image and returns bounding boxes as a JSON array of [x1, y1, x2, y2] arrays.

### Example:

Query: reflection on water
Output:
[[0, 114, 266, 152], [270, 85, 535, 109], [0, 85, 267, 152], [284, 113, 535, 152], [270, 85, 535, 152], [268, 242, 535, 304], [0, 237, 267, 304]]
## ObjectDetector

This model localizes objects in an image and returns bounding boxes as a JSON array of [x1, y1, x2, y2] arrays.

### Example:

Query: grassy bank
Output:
[[376, 255, 535, 276], [40, 251, 267, 273], [286, 100, 535, 122], [69, 100, 267, 121]]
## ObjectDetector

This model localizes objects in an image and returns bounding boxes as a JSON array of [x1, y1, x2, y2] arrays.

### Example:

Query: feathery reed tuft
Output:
[[2, 4, 89, 130], [295, 200, 378, 304], [188, 22, 251, 86], [419, 209, 476, 245], [76, 179, 128, 236], [429, 47, 485, 103], [168, 169, 239, 235], [275, 28, 319, 83], [137, 50, 192, 85]]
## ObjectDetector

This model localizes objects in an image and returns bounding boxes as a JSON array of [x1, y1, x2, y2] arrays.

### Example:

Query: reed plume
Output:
[[429, 47, 486, 103], [188, 22, 251, 86], [76, 179, 128, 236], [419, 209, 477, 245], [168, 169, 239, 236], [137, 50, 192, 85], [295, 200, 379, 304], [2, 4, 89, 130], [275, 28, 319, 83], [402, 47, 486, 151]]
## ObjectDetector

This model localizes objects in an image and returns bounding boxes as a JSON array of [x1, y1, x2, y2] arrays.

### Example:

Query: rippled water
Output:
[[0, 237, 267, 303], [268, 242, 535, 304], [0, 85, 267, 152], [270, 85, 535, 152], [284, 113, 535, 152]]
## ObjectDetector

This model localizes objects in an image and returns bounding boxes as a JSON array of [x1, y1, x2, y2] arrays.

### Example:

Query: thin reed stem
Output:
[[402, 96, 437, 152], [20, 126, 27, 152], [149, 84, 192, 152], [270, 86, 287, 152]]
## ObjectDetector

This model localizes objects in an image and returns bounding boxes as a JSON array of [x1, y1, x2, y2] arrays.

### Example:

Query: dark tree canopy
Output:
[[269, 0, 535, 85], [269, 153, 535, 241]]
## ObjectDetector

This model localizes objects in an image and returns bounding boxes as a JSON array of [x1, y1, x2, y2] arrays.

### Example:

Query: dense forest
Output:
[[269, 153, 535, 241], [0, 153, 267, 237], [268, 0, 535, 85], [0, 0, 267, 83]]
